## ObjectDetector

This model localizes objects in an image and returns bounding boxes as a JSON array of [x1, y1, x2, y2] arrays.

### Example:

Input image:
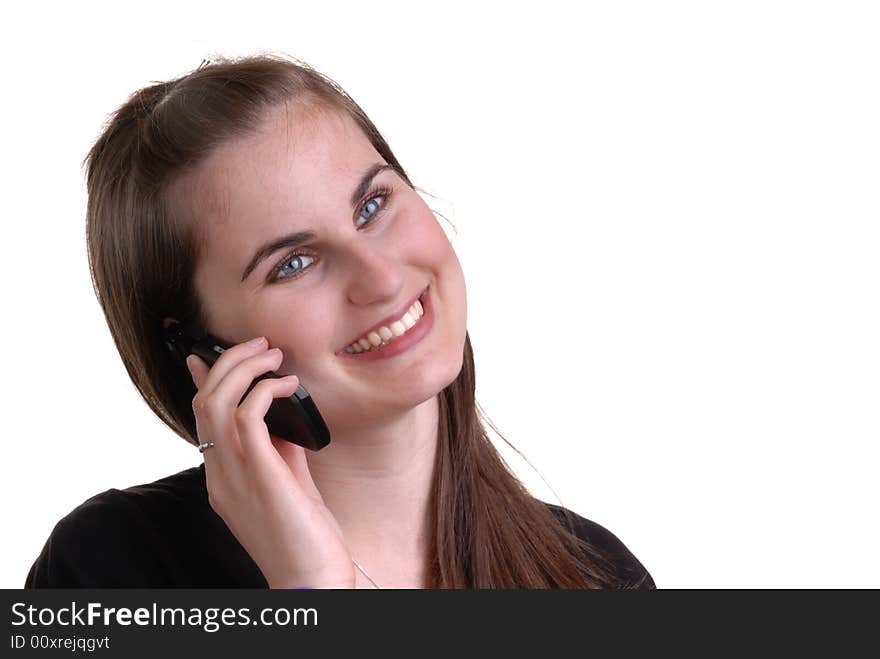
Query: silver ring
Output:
[[198, 441, 215, 453]]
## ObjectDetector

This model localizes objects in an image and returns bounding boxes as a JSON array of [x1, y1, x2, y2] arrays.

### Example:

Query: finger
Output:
[[185, 346, 274, 508], [196, 336, 270, 398], [187, 355, 226, 477], [190, 348, 285, 466], [205, 347, 286, 416], [186, 354, 210, 390], [186, 354, 217, 463], [186, 350, 264, 474], [234, 374, 301, 463], [235, 374, 309, 491]]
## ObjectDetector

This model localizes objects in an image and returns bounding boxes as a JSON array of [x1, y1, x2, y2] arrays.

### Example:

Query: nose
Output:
[[342, 240, 406, 306]]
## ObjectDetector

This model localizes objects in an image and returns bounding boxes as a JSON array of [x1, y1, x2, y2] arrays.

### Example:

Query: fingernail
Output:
[[185, 355, 196, 375], [248, 336, 266, 347]]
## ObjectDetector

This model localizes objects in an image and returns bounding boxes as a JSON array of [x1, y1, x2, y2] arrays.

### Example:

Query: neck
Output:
[[302, 394, 440, 586]]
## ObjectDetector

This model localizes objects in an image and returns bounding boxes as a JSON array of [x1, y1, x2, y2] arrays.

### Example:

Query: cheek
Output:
[[402, 205, 457, 265], [411, 213, 468, 326], [252, 304, 329, 368]]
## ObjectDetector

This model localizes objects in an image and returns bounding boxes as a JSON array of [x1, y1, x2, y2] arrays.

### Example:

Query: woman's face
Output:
[[175, 103, 467, 434]]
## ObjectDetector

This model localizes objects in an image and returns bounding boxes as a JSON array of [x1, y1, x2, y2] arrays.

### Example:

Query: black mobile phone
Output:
[[163, 322, 331, 451]]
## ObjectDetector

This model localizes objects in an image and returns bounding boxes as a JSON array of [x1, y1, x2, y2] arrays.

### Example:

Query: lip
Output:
[[335, 286, 433, 360]]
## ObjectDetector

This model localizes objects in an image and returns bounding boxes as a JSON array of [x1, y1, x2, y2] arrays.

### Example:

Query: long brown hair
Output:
[[85, 53, 631, 588]]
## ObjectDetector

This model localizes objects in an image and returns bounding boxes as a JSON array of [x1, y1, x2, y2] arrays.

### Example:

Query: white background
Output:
[[2, 1, 878, 588]]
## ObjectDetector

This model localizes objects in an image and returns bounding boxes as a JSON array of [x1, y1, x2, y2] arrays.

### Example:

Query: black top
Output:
[[25, 464, 654, 589]]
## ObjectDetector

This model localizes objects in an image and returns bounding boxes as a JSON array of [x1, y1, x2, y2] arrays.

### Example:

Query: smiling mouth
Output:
[[339, 287, 429, 354]]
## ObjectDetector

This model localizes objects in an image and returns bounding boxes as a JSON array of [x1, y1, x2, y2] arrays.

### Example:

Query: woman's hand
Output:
[[186, 337, 355, 589]]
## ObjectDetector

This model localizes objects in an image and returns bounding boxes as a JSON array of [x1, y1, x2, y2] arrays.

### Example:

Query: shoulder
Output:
[[25, 465, 208, 588], [109, 463, 208, 512], [545, 503, 656, 589]]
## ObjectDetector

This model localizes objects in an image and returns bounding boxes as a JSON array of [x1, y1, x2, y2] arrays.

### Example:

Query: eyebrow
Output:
[[240, 163, 395, 283]]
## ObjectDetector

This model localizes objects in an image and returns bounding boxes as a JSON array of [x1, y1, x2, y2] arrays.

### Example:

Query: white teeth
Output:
[[389, 320, 406, 336], [344, 296, 425, 354]]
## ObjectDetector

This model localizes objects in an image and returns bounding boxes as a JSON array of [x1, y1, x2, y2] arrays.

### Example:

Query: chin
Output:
[[383, 358, 463, 414]]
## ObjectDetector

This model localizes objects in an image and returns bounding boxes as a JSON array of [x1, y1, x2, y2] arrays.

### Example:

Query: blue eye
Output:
[[360, 198, 379, 221], [275, 253, 315, 280], [356, 188, 389, 227]]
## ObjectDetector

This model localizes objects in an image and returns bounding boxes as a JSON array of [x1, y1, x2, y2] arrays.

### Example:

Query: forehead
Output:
[[176, 102, 381, 254]]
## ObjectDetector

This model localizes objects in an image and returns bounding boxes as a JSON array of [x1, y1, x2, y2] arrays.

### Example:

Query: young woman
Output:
[[26, 55, 654, 589]]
